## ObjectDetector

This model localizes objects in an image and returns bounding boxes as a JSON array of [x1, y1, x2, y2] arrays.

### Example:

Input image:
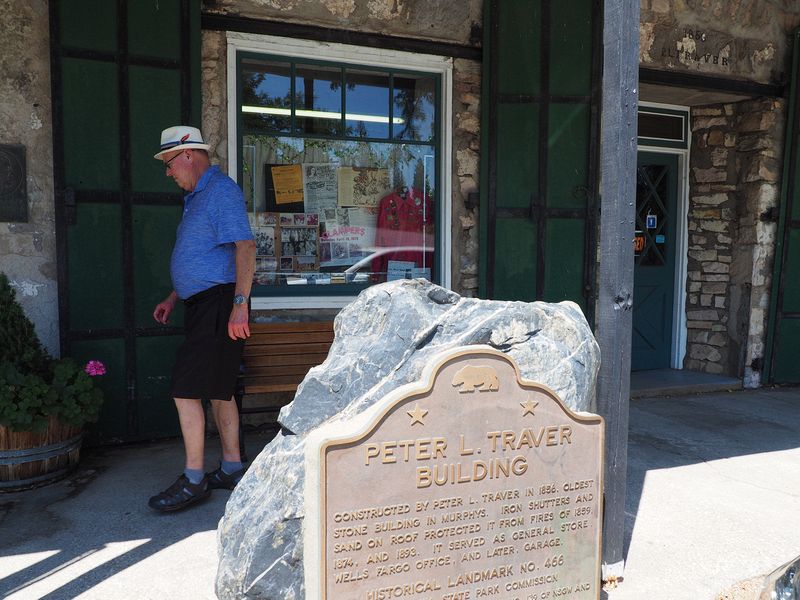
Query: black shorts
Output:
[[170, 283, 244, 401]]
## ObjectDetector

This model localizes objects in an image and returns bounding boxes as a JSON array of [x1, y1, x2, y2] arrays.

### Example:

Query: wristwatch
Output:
[[233, 294, 247, 306]]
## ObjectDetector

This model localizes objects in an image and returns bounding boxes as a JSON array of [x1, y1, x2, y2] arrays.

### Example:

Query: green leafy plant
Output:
[[0, 273, 50, 376], [0, 361, 50, 431], [47, 359, 104, 428], [0, 273, 105, 432]]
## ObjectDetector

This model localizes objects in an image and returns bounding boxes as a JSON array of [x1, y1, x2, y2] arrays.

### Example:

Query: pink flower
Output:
[[84, 360, 106, 377]]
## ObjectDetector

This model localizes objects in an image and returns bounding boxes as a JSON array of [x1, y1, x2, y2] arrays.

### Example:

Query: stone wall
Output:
[[452, 58, 480, 297], [203, 0, 482, 47], [687, 98, 782, 383], [0, 0, 59, 356], [640, 0, 800, 84]]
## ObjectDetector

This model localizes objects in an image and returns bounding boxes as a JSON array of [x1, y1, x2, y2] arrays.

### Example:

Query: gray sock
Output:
[[184, 468, 204, 484], [221, 460, 243, 475]]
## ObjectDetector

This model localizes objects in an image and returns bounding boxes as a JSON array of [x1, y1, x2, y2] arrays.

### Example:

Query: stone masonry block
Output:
[[739, 111, 777, 133], [707, 130, 725, 145], [711, 147, 728, 166], [702, 274, 730, 282], [708, 333, 726, 346], [692, 208, 721, 219], [698, 220, 729, 233], [690, 344, 722, 362], [692, 193, 728, 206], [693, 116, 728, 130], [693, 166, 728, 183], [687, 309, 719, 321], [689, 249, 718, 261], [704, 262, 730, 274], [702, 282, 727, 294]]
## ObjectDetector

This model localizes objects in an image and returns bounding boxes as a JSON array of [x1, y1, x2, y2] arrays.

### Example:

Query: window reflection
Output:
[[295, 64, 342, 136], [393, 75, 435, 142], [241, 59, 292, 133], [238, 56, 439, 292], [346, 70, 390, 139]]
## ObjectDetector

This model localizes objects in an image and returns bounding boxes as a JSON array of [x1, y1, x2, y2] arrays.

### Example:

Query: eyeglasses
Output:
[[164, 150, 186, 170]]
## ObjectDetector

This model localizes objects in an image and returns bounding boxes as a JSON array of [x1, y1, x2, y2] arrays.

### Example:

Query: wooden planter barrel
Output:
[[0, 417, 82, 492]]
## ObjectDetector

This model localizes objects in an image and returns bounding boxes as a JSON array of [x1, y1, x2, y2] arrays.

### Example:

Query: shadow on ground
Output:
[[0, 429, 277, 599]]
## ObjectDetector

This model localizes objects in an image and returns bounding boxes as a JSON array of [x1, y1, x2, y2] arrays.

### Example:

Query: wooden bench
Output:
[[235, 321, 335, 432]]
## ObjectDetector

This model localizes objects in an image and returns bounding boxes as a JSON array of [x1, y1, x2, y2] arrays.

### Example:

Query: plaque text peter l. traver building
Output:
[[305, 347, 604, 600]]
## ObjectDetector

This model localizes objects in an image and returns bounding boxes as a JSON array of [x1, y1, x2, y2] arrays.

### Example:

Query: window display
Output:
[[238, 54, 439, 295]]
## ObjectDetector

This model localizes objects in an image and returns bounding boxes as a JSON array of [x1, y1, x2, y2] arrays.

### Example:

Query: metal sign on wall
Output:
[[305, 347, 605, 600], [0, 144, 27, 223]]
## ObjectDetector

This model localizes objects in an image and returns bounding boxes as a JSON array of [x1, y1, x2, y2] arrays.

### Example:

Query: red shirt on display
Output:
[[371, 187, 434, 278]]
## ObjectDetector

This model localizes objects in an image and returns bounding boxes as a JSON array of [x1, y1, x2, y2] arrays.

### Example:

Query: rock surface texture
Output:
[[216, 279, 600, 599]]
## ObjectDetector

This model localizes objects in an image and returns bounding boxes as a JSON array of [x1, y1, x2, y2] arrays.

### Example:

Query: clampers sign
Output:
[[304, 347, 604, 600]]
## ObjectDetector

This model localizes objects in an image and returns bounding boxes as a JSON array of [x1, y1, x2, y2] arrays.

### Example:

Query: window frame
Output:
[[226, 32, 453, 309]]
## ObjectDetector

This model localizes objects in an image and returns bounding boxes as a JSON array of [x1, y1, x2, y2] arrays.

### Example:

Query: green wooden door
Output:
[[631, 153, 678, 371], [766, 29, 800, 383], [479, 0, 599, 317], [51, 0, 200, 442]]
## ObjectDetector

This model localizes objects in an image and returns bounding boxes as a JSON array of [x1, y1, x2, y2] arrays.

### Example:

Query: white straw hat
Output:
[[154, 125, 210, 159]]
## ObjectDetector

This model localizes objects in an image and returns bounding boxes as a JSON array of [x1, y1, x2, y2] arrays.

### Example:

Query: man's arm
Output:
[[154, 291, 178, 324], [228, 239, 256, 340]]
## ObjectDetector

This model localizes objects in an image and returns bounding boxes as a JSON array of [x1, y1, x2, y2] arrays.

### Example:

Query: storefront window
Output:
[[237, 53, 439, 297]]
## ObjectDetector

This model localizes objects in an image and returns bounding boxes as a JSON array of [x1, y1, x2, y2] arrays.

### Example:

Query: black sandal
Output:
[[148, 474, 211, 512]]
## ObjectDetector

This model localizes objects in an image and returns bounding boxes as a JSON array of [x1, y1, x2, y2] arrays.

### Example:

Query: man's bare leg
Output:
[[175, 397, 206, 470], [147, 397, 210, 512], [211, 397, 241, 463]]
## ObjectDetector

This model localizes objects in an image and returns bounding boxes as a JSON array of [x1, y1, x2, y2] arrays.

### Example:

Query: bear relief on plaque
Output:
[[451, 365, 500, 393], [305, 347, 605, 600]]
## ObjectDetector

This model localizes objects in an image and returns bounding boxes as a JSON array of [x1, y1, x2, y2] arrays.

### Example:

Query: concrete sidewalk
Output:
[[0, 430, 277, 600], [605, 386, 800, 600], [1, 388, 798, 600]]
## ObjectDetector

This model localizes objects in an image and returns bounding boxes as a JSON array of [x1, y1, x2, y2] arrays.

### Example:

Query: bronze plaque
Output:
[[307, 347, 604, 600]]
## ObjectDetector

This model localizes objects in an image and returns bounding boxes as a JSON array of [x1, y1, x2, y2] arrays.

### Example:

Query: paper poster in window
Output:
[[280, 219, 320, 272], [303, 163, 338, 214], [271, 164, 304, 205], [254, 226, 276, 257], [337, 166, 389, 208], [257, 212, 278, 226], [318, 206, 378, 267], [279, 256, 294, 272]]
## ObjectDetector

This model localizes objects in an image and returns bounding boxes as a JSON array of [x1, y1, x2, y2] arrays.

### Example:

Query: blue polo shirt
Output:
[[170, 166, 253, 299]]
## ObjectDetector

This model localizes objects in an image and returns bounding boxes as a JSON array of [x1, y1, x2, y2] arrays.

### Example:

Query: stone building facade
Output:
[[687, 99, 783, 384], [0, 0, 59, 355], [1, 0, 800, 391], [638, 0, 800, 383]]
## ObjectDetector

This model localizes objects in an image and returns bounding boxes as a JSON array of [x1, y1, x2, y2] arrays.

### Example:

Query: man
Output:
[[148, 125, 256, 512]]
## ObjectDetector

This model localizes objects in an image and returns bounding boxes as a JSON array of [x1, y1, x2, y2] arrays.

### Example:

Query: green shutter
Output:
[[480, 0, 599, 318], [52, 0, 199, 441], [766, 29, 800, 383]]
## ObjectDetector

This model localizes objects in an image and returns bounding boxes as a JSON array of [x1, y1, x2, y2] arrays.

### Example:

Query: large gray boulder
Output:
[[216, 279, 600, 599]]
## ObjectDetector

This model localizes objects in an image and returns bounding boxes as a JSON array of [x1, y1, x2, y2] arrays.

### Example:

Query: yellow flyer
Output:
[[271, 164, 304, 205]]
